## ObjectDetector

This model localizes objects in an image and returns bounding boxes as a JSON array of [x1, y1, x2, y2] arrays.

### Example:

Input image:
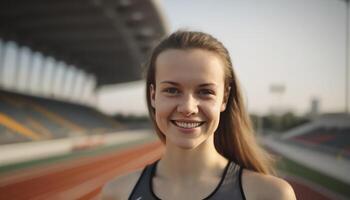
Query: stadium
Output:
[[0, 0, 349, 199]]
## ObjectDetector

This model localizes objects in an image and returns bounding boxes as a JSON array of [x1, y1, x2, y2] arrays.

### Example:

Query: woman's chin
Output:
[[167, 138, 203, 150]]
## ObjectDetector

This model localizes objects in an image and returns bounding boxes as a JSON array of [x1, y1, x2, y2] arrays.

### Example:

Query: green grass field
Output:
[[277, 156, 350, 198]]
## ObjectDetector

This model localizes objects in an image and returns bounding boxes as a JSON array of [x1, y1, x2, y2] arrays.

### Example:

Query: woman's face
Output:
[[150, 49, 227, 149]]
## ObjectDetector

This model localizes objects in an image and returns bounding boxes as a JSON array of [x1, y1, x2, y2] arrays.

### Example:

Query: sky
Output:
[[97, 0, 349, 116]]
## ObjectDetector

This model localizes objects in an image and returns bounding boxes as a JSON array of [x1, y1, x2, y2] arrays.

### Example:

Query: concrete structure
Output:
[[0, 0, 167, 86]]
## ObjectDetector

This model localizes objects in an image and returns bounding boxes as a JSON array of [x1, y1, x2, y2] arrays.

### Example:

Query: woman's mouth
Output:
[[171, 120, 205, 129]]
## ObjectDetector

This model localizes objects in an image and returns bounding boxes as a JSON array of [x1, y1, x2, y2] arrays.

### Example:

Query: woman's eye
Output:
[[164, 88, 179, 94], [199, 89, 214, 96]]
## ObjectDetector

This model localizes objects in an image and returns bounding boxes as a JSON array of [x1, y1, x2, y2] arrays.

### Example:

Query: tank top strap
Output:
[[238, 165, 247, 200], [128, 160, 160, 200], [206, 162, 246, 200]]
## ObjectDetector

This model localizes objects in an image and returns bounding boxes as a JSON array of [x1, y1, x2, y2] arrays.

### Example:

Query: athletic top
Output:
[[128, 160, 246, 200]]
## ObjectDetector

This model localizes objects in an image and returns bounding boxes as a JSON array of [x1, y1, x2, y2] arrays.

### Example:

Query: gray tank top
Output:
[[128, 160, 246, 200]]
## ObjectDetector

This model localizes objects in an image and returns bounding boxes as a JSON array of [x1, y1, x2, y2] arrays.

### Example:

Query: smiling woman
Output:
[[101, 30, 296, 200]]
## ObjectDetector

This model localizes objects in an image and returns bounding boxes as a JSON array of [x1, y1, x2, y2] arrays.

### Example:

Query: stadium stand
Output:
[[282, 113, 350, 159], [0, 89, 123, 145], [0, 0, 166, 147]]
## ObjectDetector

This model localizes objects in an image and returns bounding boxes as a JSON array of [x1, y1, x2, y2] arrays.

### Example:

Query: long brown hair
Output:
[[145, 30, 275, 175]]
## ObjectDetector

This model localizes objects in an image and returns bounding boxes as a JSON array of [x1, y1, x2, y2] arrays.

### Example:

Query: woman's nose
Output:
[[177, 95, 199, 116]]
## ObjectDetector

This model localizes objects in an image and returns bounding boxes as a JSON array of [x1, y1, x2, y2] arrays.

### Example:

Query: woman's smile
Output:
[[170, 120, 205, 129]]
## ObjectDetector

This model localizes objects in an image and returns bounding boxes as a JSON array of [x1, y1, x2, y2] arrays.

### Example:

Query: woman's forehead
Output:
[[155, 49, 225, 84], [156, 49, 223, 67]]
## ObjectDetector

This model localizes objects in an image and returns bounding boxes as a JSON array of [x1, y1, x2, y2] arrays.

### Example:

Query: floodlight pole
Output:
[[346, 0, 350, 114]]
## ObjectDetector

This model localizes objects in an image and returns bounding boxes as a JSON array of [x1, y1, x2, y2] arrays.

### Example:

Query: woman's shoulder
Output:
[[241, 169, 296, 200], [101, 168, 144, 200]]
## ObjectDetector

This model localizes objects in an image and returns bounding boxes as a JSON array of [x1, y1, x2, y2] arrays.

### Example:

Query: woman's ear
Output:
[[220, 102, 226, 112], [150, 84, 156, 108]]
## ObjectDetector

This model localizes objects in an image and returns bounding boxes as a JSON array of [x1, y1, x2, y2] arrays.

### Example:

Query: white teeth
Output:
[[174, 121, 202, 128]]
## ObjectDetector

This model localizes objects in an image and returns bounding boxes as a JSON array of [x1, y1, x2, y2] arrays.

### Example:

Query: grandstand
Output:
[[0, 89, 123, 145], [281, 113, 350, 159], [0, 0, 167, 146]]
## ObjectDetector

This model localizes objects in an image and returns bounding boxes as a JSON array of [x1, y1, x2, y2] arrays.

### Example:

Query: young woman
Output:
[[102, 31, 296, 200]]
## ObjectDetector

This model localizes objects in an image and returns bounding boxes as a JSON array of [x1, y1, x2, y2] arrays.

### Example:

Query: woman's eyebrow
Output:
[[160, 81, 217, 87], [198, 83, 217, 87], [160, 81, 180, 86]]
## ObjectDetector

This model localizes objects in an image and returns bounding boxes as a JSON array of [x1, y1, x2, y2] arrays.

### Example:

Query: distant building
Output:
[[308, 97, 320, 119]]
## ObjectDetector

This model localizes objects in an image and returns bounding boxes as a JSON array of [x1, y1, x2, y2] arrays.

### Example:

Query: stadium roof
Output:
[[0, 0, 167, 86]]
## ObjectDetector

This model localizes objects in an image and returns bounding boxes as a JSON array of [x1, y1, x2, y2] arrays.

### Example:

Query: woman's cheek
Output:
[[204, 100, 222, 113], [155, 98, 175, 122]]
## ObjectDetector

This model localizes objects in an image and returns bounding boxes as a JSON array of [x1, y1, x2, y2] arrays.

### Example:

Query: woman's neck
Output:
[[157, 137, 228, 181]]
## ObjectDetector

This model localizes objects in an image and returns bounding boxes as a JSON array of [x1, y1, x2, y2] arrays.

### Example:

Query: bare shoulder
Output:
[[101, 169, 143, 200], [242, 169, 296, 200]]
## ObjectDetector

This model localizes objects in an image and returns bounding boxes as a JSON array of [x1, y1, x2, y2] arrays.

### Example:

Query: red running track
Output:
[[287, 179, 333, 200], [0, 141, 339, 200], [0, 141, 164, 200]]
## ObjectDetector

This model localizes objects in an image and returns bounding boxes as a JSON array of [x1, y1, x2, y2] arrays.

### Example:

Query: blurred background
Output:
[[0, 0, 349, 199]]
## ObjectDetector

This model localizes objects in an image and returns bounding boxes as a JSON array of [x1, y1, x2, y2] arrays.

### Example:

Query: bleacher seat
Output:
[[0, 90, 123, 144], [289, 126, 350, 159]]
